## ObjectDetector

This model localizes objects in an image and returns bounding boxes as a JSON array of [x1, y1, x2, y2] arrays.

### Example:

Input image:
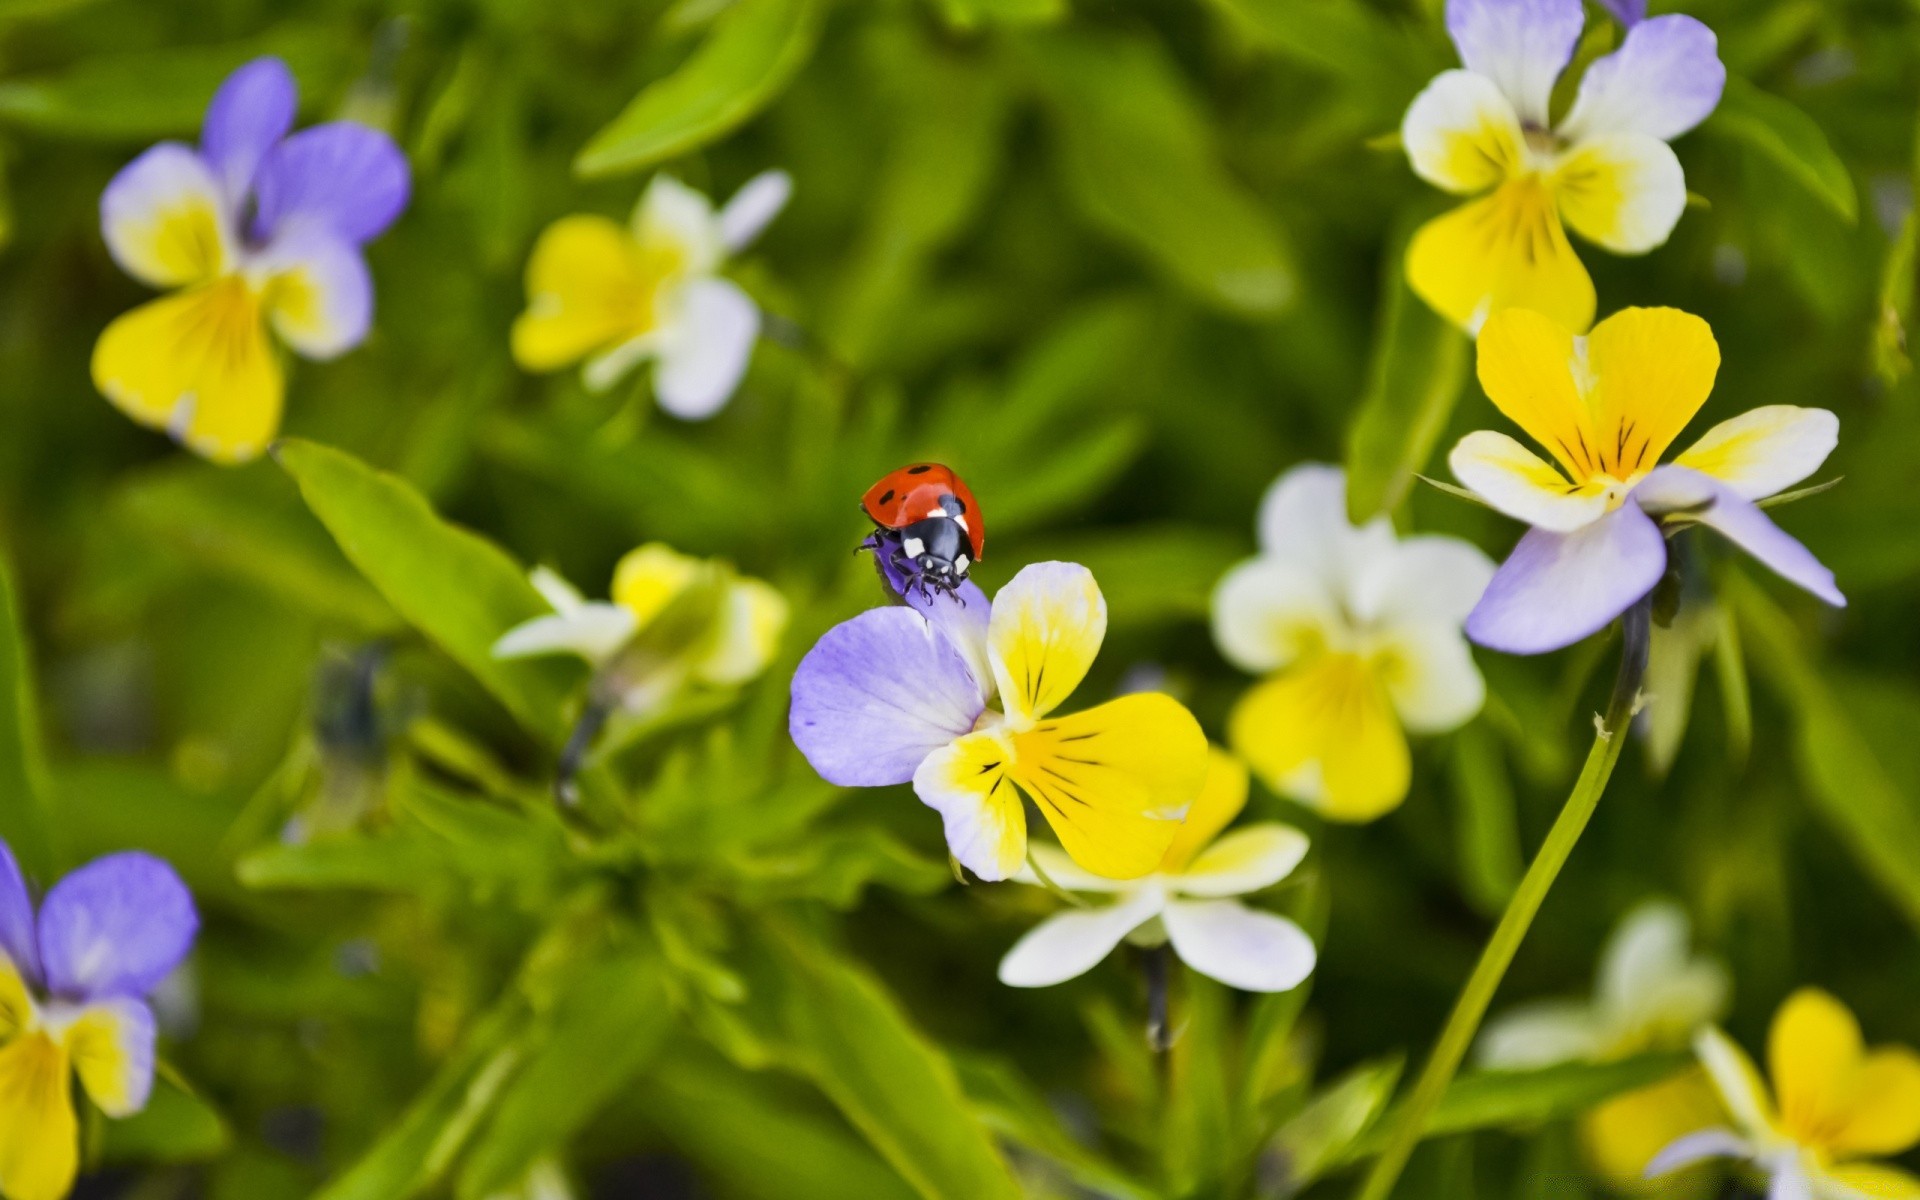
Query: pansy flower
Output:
[[0, 841, 198, 1200], [512, 171, 790, 419], [94, 57, 409, 463], [790, 562, 1208, 882], [1480, 901, 1729, 1186], [1449, 306, 1844, 655], [998, 750, 1315, 993], [1211, 465, 1494, 822], [1401, 0, 1724, 332], [1650, 988, 1920, 1198]]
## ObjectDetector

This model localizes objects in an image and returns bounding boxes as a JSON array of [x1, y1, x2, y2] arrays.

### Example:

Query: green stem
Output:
[[1353, 600, 1652, 1200]]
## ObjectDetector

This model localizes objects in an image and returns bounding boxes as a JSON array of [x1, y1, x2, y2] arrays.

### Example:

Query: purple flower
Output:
[[1450, 306, 1843, 655], [93, 57, 410, 463], [0, 840, 198, 1200]]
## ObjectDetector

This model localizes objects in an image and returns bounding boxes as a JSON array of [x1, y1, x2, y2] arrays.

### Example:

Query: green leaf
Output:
[[275, 439, 574, 742], [1344, 222, 1471, 521], [959, 1057, 1157, 1200], [575, 0, 822, 177], [1708, 77, 1858, 224], [1025, 30, 1295, 317], [1201, 0, 1434, 109], [0, 550, 51, 876], [931, 0, 1063, 30], [1269, 1057, 1403, 1193], [100, 1073, 230, 1165]]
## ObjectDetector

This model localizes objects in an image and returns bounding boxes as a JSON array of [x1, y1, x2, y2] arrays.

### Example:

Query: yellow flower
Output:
[[1650, 989, 1920, 1198]]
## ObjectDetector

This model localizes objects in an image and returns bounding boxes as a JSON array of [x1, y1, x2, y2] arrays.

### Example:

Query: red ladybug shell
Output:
[[861, 464, 985, 559]]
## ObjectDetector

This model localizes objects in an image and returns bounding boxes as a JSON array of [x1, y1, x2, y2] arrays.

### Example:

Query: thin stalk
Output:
[[1353, 600, 1651, 1200]]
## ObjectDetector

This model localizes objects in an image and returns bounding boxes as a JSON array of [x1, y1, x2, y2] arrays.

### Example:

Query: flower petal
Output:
[[1163, 899, 1316, 992], [717, 169, 792, 252], [1253, 464, 1395, 592], [1348, 534, 1496, 628], [1465, 503, 1666, 655], [1410, 181, 1596, 334], [1371, 619, 1487, 734], [92, 281, 283, 465], [913, 729, 1027, 881], [693, 578, 788, 686], [1450, 430, 1610, 532], [0, 841, 38, 987], [653, 277, 760, 420], [1582, 1069, 1729, 1187], [254, 228, 372, 360], [1642, 1127, 1752, 1179], [0, 957, 32, 1043], [790, 607, 987, 788], [1553, 133, 1686, 254], [512, 215, 651, 373], [1827, 1049, 1920, 1159], [200, 57, 296, 206], [1175, 824, 1310, 898], [1014, 843, 1130, 893], [1473, 306, 1599, 479], [1210, 557, 1342, 675], [988, 562, 1106, 726], [1694, 1025, 1778, 1140], [1402, 69, 1527, 195], [1228, 654, 1411, 822], [492, 606, 635, 664], [1445, 0, 1585, 126], [1772, 1158, 1815, 1200], [0, 1033, 77, 1200], [634, 174, 724, 277], [1558, 15, 1725, 143], [1478, 1000, 1603, 1068], [59, 997, 156, 1117], [38, 852, 197, 1001], [1635, 467, 1844, 608], [903, 580, 994, 702], [1596, 900, 1728, 1042], [1585, 307, 1721, 474], [611, 543, 699, 624], [1159, 748, 1249, 874], [1599, 0, 1645, 24], [250, 122, 410, 245], [997, 888, 1164, 988], [100, 143, 236, 288], [1012, 694, 1208, 880], [1673, 406, 1839, 501]]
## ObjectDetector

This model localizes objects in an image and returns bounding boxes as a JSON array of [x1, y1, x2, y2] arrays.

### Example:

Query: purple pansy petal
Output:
[[1467, 504, 1667, 655], [904, 578, 994, 699], [790, 607, 988, 787], [1599, 0, 1646, 26], [1446, 0, 1586, 126], [0, 841, 37, 984], [38, 852, 198, 1001], [1559, 15, 1726, 143], [200, 57, 297, 208], [1636, 466, 1845, 608], [251, 122, 410, 245], [253, 227, 373, 360]]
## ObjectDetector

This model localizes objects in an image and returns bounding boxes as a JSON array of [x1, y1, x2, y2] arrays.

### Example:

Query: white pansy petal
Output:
[[1559, 15, 1726, 143], [634, 173, 723, 275], [493, 605, 635, 663], [998, 889, 1165, 988], [1597, 901, 1700, 1020], [1674, 406, 1839, 501], [1446, 0, 1586, 126], [1371, 619, 1486, 734], [693, 578, 788, 686], [529, 566, 586, 614], [1402, 69, 1527, 195], [1014, 843, 1131, 893], [1350, 534, 1497, 628], [1478, 999, 1603, 1069], [653, 278, 760, 420], [988, 562, 1106, 725], [1553, 133, 1686, 254], [101, 143, 236, 288], [1771, 1159, 1814, 1200], [253, 228, 373, 359], [1694, 1026, 1776, 1138], [58, 998, 156, 1118], [913, 730, 1027, 881], [1643, 1129, 1752, 1179], [1450, 430, 1612, 533], [1163, 900, 1316, 992], [717, 169, 792, 252], [1210, 558, 1342, 675], [1254, 463, 1389, 584], [1174, 824, 1310, 898]]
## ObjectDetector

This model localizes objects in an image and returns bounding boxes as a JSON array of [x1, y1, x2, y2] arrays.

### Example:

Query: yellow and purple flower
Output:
[[0, 841, 198, 1200], [1451, 306, 1844, 655], [93, 57, 410, 463], [1402, 0, 1724, 332]]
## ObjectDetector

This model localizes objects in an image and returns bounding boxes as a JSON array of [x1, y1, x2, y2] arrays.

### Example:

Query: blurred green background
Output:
[[2, 0, 1918, 1195]]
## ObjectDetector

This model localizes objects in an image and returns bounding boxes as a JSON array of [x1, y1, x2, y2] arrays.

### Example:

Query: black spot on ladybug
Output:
[[879, 489, 895, 506], [907, 464, 932, 475]]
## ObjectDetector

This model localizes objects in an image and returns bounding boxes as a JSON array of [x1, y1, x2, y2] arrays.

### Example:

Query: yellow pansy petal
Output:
[[1695, 1025, 1777, 1140], [1552, 133, 1686, 254], [1448, 431, 1610, 531], [1827, 1163, 1920, 1199], [1159, 748, 1249, 873], [1407, 179, 1596, 335], [100, 143, 235, 288], [1401, 69, 1526, 195], [912, 729, 1027, 882], [693, 578, 789, 687], [1016, 843, 1130, 893], [0, 1033, 78, 1200], [60, 999, 155, 1118], [1175, 824, 1309, 899], [1674, 406, 1839, 501], [0, 957, 31, 1041], [988, 562, 1106, 727], [1585, 306, 1721, 479], [1010, 693, 1207, 880], [1474, 307, 1601, 479], [1827, 1048, 1920, 1159], [1579, 1067, 1728, 1188], [611, 543, 699, 626], [511, 215, 652, 373], [1771, 987, 1863, 1145], [1228, 654, 1411, 823], [92, 279, 284, 464]]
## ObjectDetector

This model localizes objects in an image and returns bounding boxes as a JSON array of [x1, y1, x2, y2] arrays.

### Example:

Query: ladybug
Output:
[[859, 463, 984, 597]]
